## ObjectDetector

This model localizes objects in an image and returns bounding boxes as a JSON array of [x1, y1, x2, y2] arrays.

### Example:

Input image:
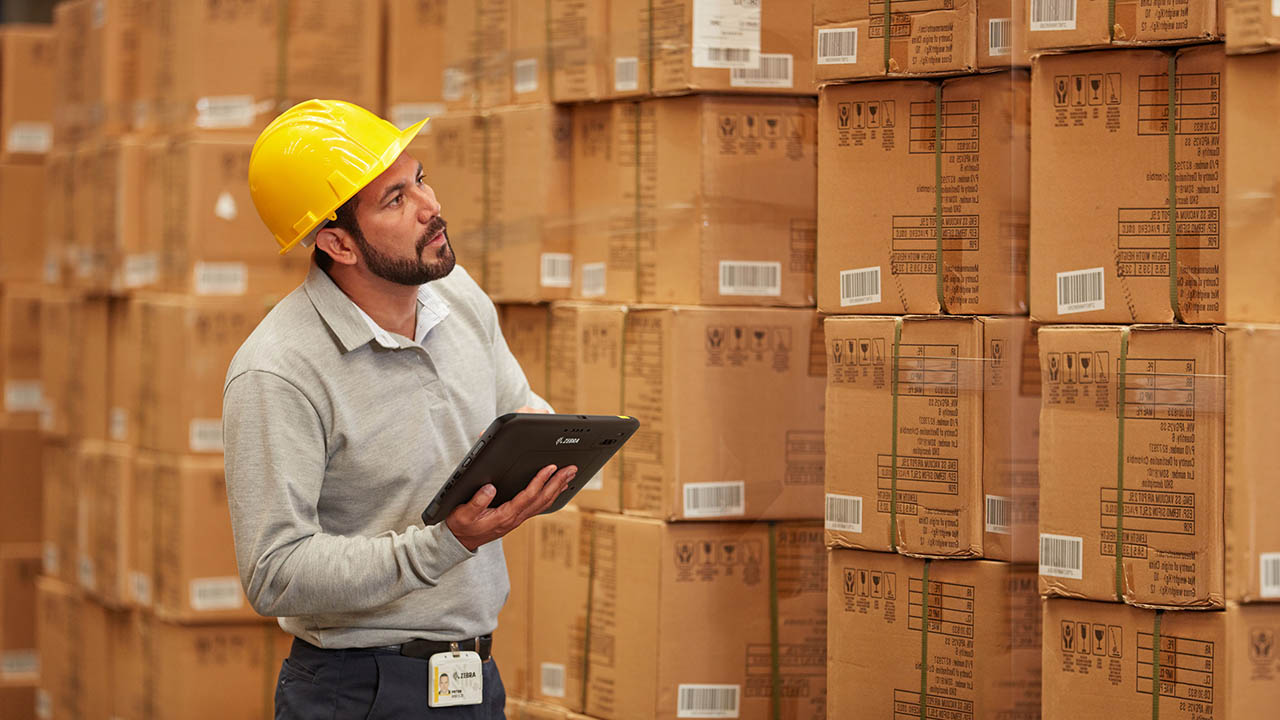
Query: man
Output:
[[224, 99, 574, 719]]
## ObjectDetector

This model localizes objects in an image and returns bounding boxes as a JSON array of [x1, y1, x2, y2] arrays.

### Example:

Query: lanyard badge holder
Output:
[[428, 642, 483, 707]]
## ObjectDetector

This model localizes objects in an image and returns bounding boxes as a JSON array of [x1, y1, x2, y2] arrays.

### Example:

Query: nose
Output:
[[414, 183, 441, 221]]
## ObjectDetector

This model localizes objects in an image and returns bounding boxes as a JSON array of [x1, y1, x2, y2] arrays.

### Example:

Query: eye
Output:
[[416, 175, 426, 186], [388, 195, 403, 208]]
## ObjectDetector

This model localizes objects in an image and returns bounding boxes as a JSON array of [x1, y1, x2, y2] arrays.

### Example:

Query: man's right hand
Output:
[[445, 463, 578, 552]]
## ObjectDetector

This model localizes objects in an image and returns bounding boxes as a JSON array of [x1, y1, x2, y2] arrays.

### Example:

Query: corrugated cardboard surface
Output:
[[0, 685, 34, 720], [814, 0, 979, 79], [529, 508, 591, 712], [108, 297, 141, 446], [1038, 325, 1225, 608], [586, 516, 826, 720], [817, 71, 1029, 315], [0, 544, 41, 684], [825, 316, 1040, 561], [39, 441, 73, 586], [0, 286, 43, 429], [622, 306, 825, 522], [1027, 0, 1223, 51], [1224, 325, 1280, 603], [1042, 598, 1280, 719], [78, 441, 134, 609], [443, 0, 513, 111], [498, 303, 551, 399], [828, 550, 1041, 720], [426, 112, 489, 287], [570, 101, 640, 303], [549, 0, 610, 103], [0, 25, 54, 162], [1226, 0, 1280, 52], [512, 0, 553, 106], [385, 0, 448, 124], [0, 165, 48, 285], [1224, 52, 1279, 323], [1030, 45, 1225, 324], [0, 428, 41, 546], [495, 520, 533, 700]]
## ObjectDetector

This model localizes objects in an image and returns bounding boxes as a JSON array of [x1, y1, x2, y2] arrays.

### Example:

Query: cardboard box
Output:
[[0, 686, 34, 720], [1225, 325, 1280, 603], [52, 0, 100, 148], [37, 290, 70, 439], [1027, 0, 1223, 52], [385, 0, 449, 129], [130, 451, 157, 609], [486, 105, 574, 303], [829, 551, 1041, 720], [34, 577, 79, 720], [42, 149, 72, 286], [0, 544, 41, 685], [108, 297, 141, 446], [549, 303, 627, 514], [817, 71, 1030, 315], [549, 0, 609, 103], [40, 441, 74, 586], [0, 428, 41, 546], [572, 97, 818, 306], [607, 0, 651, 99], [96, 0, 148, 138], [78, 442, 134, 609], [137, 293, 274, 455], [511, 0, 553, 105], [426, 112, 489, 287], [1042, 598, 1280, 720], [1226, 0, 1280, 52], [1225, 52, 1280, 323], [1030, 45, 1226, 324], [495, 520, 533, 700], [585, 516, 827, 720], [498, 303, 551, 399], [0, 165, 48, 285], [507, 698, 572, 720], [152, 453, 262, 623], [824, 316, 1041, 561], [529, 508, 591, 712], [1, 286, 43, 427], [1038, 325, 1225, 608], [0, 26, 54, 161], [102, 136, 155, 294], [442, 0, 513, 111], [621, 306, 826, 522], [67, 296, 110, 442]]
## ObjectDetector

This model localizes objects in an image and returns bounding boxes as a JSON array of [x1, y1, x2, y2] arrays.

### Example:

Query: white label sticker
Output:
[[194, 261, 248, 295], [443, 68, 465, 102], [194, 95, 258, 129], [1039, 533, 1084, 580], [614, 57, 639, 92], [581, 262, 606, 298], [582, 471, 605, 492], [824, 493, 862, 533], [390, 103, 447, 131], [36, 688, 51, 720], [123, 252, 159, 288], [1056, 267, 1105, 314], [91, 0, 105, 27], [719, 260, 781, 296], [78, 555, 96, 590], [692, 0, 761, 69], [540, 253, 573, 288], [677, 684, 741, 718], [840, 267, 881, 307], [109, 407, 128, 442], [514, 59, 540, 94], [683, 482, 746, 519], [730, 53, 792, 88], [43, 542, 58, 575], [5, 380, 43, 412], [1030, 0, 1077, 30], [1261, 553, 1280, 598], [6, 122, 53, 154], [40, 406, 54, 431], [540, 662, 567, 698], [816, 28, 858, 65], [214, 191, 238, 221], [989, 19, 1012, 56], [189, 419, 224, 452], [132, 571, 153, 606], [1, 650, 39, 679], [44, 255, 60, 284], [985, 494, 1011, 535], [1274, 0, 1280, 16], [190, 577, 245, 611]]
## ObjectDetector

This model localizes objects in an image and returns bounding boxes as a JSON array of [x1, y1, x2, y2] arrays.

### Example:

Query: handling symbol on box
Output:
[[1078, 622, 1090, 654], [871, 572, 883, 597], [1079, 352, 1093, 383], [832, 340, 844, 364], [882, 101, 895, 128], [1109, 626, 1122, 657], [1106, 74, 1121, 105], [1095, 352, 1109, 383], [837, 103, 851, 130], [858, 339, 872, 364], [868, 102, 880, 128], [1093, 624, 1106, 655], [1062, 621, 1075, 652], [873, 338, 885, 365], [1054, 77, 1069, 107], [1047, 353, 1060, 382], [763, 115, 780, 138]]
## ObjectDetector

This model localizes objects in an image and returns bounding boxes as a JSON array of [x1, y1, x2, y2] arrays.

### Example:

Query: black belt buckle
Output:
[[400, 635, 493, 662]]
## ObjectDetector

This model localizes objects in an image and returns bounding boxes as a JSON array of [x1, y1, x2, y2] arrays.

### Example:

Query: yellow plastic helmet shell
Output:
[[248, 99, 429, 255]]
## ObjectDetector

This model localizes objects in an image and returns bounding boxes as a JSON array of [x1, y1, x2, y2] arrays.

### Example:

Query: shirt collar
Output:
[[304, 261, 452, 352]]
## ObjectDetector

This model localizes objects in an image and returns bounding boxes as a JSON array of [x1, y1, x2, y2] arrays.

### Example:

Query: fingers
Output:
[[524, 465, 577, 517]]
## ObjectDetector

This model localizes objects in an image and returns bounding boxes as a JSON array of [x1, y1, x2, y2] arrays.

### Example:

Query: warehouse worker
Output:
[[223, 99, 574, 719]]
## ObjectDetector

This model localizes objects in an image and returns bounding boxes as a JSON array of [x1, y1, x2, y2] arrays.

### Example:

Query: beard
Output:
[[353, 215, 457, 286]]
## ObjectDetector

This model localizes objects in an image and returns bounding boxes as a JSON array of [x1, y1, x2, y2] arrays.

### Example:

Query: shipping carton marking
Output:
[[1136, 632, 1215, 703], [896, 343, 960, 397], [891, 690, 974, 720], [907, 576, 975, 639], [1136, 73, 1220, 136], [1121, 358, 1196, 421], [877, 455, 960, 499], [1116, 206, 1220, 278], [908, 101, 979, 154]]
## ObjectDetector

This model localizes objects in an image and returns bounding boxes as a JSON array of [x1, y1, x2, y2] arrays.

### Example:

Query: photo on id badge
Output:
[[429, 651, 483, 708]]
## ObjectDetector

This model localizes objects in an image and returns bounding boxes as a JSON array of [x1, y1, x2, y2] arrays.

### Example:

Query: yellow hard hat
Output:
[[248, 99, 429, 255]]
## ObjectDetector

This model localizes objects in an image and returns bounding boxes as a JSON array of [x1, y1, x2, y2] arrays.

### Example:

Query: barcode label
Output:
[[110, 407, 128, 441], [1039, 533, 1083, 580], [194, 95, 258, 129], [730, 53, 793, 88], [1261, 553, 1280, 598], [719, 261, 781, 297], [1030, 0, 1077, 30], [677, 684, 741, 718], [614, 57, 639, 92], [443, 68, 465, 101], [214, 190, 238, 221], [989, 19, 1012, 56], [825, 494, 862, 533], [189, 419, 224, 453], [692, 0, 761, 69], [194, 261, 248, 295], [817, 28, 858, 64], [683, 482, 746, 519], [43, 542, 58, 575], [540, 662, 566, 698], [1, 650, 38, 679], [581, 262, 606, 298], [122, 252, 159, 288], [389, 102, 446, 131], [131, 571, 152, 606], [540, 253, 573, 288], [840, 267, 881, 306], [1056, 267, 1105, 314], [36, 688, 51, 720], [44, 255, 60, 284], [1274, 0, 1280, 17], [78, 555, 96, 590], [6, 122, 52, 153], [190, 577, 245, 611], [514, 58, 539, 94], [5, 380, 43, 412], [705, 47, 755, 65], [985, 495, 1011, 534]]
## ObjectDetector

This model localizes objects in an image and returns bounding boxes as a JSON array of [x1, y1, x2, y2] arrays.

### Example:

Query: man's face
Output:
[[350, 152, 455, 285]]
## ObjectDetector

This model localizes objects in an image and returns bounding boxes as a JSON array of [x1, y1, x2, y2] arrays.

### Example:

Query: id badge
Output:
[[428, 650, 483, 708]]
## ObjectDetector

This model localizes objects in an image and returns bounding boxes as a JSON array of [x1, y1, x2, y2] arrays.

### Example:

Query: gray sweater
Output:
[[222, 262, 547, 648]]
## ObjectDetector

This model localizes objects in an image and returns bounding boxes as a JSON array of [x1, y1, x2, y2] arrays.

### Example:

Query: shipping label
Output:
[[691, 0, 762, 69]]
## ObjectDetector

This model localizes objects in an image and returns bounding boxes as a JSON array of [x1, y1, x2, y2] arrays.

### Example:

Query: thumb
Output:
[[469, 484, 497, 509]]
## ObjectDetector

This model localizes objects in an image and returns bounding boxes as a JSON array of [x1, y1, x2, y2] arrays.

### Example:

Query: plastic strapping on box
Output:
[[580, 516, 598, 710], [1166, 53, 1183, 323], [1151, 609, 1164, 719], [1108, 0, 1117, 41], [883, 0, 893, 73], [918, 558, 932, 720], [1114, 327, 1131, 600], [933, 84, 948, 313], [889, 316, 904, 550], [767, 523, 782, 720]]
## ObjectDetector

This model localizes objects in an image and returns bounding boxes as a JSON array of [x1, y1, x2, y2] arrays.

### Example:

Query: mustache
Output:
[[418, 216, 448, 251]]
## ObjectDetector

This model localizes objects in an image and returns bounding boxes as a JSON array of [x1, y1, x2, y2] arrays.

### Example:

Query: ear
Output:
[[315, 225, 360, 267]]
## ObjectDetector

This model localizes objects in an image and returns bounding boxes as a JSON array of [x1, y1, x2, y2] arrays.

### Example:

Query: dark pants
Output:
[[275, 638, 507, 719]]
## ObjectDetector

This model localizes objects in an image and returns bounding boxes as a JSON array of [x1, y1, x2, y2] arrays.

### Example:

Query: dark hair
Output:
[[313, 194, 361, 272]]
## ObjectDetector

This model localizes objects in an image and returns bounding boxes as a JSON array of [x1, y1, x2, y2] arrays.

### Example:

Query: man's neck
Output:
[[326, 265, 419, 339]]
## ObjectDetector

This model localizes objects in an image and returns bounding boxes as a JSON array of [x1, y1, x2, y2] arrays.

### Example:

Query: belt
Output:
[[388, 635, 493, 662]]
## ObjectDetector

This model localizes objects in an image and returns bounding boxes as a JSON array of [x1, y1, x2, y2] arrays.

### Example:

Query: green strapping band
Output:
[[1167, 53, 1183, 323], [934, 83, 947, 313], [768, 523, 782, 720], [1151, 610, 1164, 719], [919, 559, 932, 720], [882, 0, 892, 73], [1114, 327, 1131, 600], [545, 0, 555, 100], [1108, 0, 1117, 41], [580, 517, 597, 711], [889, 317, 904, 550], [617, 311, 630, 512]]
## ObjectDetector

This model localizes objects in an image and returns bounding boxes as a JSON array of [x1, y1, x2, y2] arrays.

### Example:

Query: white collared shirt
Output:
[[350, 283, 452, 347]]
